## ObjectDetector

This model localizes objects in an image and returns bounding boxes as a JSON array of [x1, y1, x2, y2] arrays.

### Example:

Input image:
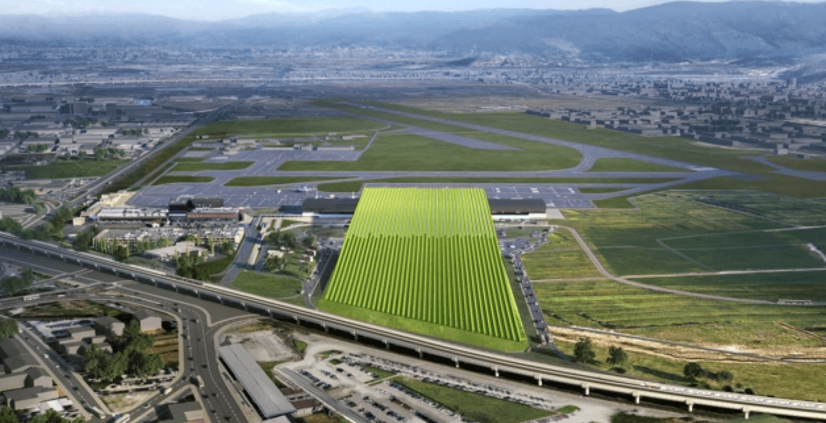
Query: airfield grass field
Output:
[[152, 176, 215, 185], [225, 176, 343, 187], [104, 115, 386, 192], [555, 192, 826, 276], [630, 271, 826, 302], [346, 102, 826, 201], [576, 187, 629, 194], [13, 159, 128, 179], [316, 177, 677, 193], [193, 116, 386, 139], [320, 187, 527, 351], [172, 161, 253, 171], [587, 158, 686, 173], [767, 155, 826, 173], [279, 132, 582, 172]]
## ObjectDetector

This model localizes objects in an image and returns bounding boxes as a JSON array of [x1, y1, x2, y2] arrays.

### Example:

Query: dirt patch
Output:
[[224, 330, 297, 362], [102, 391, 155, 413]]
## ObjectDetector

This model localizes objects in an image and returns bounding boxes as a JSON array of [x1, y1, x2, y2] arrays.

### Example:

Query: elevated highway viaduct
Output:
[[2, 232, 825, 421]]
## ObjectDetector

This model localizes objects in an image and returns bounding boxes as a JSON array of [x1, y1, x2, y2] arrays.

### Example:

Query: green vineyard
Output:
[[321, 188, 527, 347]]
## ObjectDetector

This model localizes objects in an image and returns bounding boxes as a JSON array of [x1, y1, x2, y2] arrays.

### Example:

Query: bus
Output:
[[112, 414, 130, 423], [90, 407, 106, 419], [23, 295, 40, 301]]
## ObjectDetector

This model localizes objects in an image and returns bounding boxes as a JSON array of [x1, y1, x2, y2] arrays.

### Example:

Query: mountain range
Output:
[[3, 1, 826, 65]]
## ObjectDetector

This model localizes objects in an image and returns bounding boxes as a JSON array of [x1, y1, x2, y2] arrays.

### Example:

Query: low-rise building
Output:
[[94, 316, 125, 339], [5, 386, 57, 411], [133, 310, 162, 332]]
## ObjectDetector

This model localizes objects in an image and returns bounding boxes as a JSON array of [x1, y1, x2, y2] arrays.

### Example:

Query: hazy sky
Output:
[[3, 0, 825, 21]]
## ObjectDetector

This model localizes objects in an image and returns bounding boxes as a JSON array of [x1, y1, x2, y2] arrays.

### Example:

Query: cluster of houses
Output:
[[0, 338, 58, 413]]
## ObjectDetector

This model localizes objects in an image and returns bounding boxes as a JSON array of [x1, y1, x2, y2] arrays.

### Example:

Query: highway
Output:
[[2, 233, 826, 420], [0, 262, 250, 423]]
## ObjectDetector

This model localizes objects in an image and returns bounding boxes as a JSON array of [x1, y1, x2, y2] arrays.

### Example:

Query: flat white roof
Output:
[[218, 344, 296, 418]]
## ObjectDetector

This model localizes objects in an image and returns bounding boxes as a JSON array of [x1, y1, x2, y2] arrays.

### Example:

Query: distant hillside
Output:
[[2, 2, 826, 63]]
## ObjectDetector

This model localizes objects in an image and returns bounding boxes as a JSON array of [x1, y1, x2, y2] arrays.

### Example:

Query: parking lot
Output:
[[283, 350, 577, 423]]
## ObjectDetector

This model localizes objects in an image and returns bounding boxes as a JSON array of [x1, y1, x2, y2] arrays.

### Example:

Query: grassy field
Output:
[[279, 132, 582, 172], [153, 176, 214, 185], [349, 102, 826, 200], [564, 192, 788, 276], [11, 159, 128, 179], [554, 338, 826, 402], [173, 161, 253, 171], [521, 231, 602, 280], [316, 177, 677, 193], [394, 377, 557, 423], [577, 187, 629, 194], [767, 155, 826, 173], [630, 271, 826, 302], [149, 332, 179, 367], [230, 271, 303, 299], [175, 157, 205, 162], [588, 158, 687, 173], [536, 279, 826, 348], [321, 188, 526, 349], [193, 116, 386, 139], [103, 116, 383, 193], [225, 176, 342, 187]]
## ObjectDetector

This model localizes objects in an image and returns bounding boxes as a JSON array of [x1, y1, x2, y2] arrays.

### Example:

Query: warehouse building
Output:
[[218, 344, 296, 420]]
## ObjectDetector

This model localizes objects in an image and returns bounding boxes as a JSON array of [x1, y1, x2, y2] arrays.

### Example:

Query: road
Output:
[[4, 234, 826, 421], [220, 215, 261, 286], [0, 250, 253, 423]]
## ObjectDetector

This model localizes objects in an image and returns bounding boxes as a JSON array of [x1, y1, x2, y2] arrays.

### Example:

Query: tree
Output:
[[0, 406, 21, 423], [683, 362, 705, 380], [130, 350, 164, 378], [0, 319, 18, 340], [302, 234, 317, 249], [33, 202, 45, 215], [77, 151, 87, 160], [573, 338, 596, 363], [83, 344, 108, 380], [220, 240, 235, 254], [113, 244, 130, 261], [716, 370, 734, 383], [264, 255, 282, 272], [606, 346, 628, 368]]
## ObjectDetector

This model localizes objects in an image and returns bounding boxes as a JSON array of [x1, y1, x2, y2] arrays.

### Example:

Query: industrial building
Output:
[[218, 344, 296, 421]]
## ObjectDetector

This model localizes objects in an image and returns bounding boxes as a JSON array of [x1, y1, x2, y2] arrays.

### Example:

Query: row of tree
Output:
[[83, 320, 165, 383], [573, 338, 628, 368], [26, 144, 52, 153], [0, 187, 38, 205], [573, 338, 738, 387], [683, 362, 733, 383]]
